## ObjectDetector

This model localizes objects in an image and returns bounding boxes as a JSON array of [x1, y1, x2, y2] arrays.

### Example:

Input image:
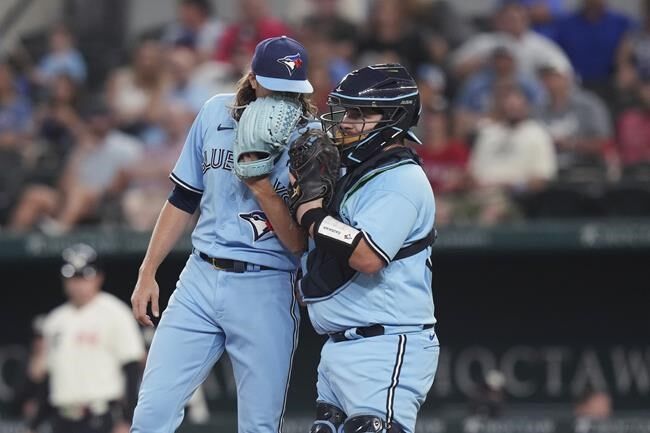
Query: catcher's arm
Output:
[[295, 201, 384, 274], [288, 130, 383, 274]]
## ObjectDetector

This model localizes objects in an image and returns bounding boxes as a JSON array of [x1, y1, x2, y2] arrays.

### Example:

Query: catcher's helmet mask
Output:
[[321, 64, 422, 167]]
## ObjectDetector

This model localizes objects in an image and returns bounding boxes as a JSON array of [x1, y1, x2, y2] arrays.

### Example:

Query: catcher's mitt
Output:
[[233, 96, 303, 179], [288, 129, 340, 219]]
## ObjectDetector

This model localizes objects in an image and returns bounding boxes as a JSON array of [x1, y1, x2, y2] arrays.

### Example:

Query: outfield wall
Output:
[[0, 222, 648, 421]]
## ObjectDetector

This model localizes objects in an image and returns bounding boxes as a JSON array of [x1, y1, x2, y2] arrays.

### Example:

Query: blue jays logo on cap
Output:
[[239, 211, 274, 241], [251, 36, 313, 94], [277, 53, 303, 76]]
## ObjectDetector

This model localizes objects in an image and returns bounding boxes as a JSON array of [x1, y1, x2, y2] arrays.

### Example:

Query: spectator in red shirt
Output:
[[413, 66, 471, 225], [617, 79, 650, 166], [415, 66, 469, 188], [418, 109, 470, 193], [616, 0, 650, 111], [214, 0, 291, 64], [418, 108, 472, 226]]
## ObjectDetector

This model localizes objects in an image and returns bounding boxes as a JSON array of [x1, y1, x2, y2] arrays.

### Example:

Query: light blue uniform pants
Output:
[[131, 254, 300, 433], [317, 329, 439, 433]]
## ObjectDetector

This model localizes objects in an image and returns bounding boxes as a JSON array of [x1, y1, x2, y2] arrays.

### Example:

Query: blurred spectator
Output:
[[0, 61, 32, 225], [0, 60, 33, 150], [468, 369, 507, 418], [552, 0, 634, 99], [407, 0, 469, 85], [161, 0, 225, 61], [298, 0, 357, 84], [29, 75, 84, 186], [31, 24, 87, 88], [180, 31, 259, 103], [214, 0, 291, 64], [451, 1, 570, 81], [300, 0, 357, 47], [617, 79, 650, 167], [9, 102, 143, 234], [517, 0, 568, 39], [308, 59, 337, 114], [164, 45, 213, 113], [106, 40, 170, 137], [24, 244, 145, 433], [615, 0, 650, 108], [413, 0, 475, 50], [419, 109, 470, 197], [116, 103, 193, 231], [356, 0, 431, 74], [4, 52, 32, 98], [469, 84, 557, 224], [16, 317, 48, 428], [535, 61, 613, 175], [193, 51, 254, 98], [574, 389, 613, 419], [453, 44, 545, 139], [414, 77, 471, 225]]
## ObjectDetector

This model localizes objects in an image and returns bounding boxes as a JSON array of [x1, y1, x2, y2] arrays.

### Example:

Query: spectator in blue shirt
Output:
[[535, 60, 613, 173], [33, 25, 87, 87], [0, 61, 32, 226], [451, 1, 570, 82], [517, 0, 568, 39], [454, 45, 545, 139], [553, 0, 634, 96], [0, 61, 32, 149]]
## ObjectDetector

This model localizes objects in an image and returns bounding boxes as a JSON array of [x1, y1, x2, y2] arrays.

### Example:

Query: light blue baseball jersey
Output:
[[133, 94, 310, 433], [170, 93, 316, 271], [306, 159, 436, 334]]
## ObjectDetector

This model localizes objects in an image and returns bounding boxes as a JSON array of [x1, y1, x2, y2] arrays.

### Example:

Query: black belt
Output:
[[197, 251, 275, 272], [329, 323, 434, 343]]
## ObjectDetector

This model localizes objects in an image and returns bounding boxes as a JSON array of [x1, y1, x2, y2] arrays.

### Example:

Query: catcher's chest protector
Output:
[[301, 147, 432, 302], [327, 147, 421, 216]]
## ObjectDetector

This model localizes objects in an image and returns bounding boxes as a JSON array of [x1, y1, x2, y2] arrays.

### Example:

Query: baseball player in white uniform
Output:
[[27, 244, 145, 433]]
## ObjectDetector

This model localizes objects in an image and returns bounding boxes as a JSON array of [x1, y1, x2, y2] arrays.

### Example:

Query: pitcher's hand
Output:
[[131, 272, 160, 327]]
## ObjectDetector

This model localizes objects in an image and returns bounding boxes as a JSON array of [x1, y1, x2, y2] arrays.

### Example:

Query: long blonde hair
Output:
[[230, 72, 317, 121]]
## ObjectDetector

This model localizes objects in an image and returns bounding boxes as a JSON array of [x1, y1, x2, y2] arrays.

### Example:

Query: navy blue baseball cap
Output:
[[251, 36, 313, 94]]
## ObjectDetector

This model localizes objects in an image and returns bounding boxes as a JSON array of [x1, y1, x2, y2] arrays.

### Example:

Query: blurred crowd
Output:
[[1, 0, 650, 233]]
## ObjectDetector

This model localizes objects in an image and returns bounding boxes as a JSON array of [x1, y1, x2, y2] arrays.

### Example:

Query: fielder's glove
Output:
[[233, 96, 303, 179], [288, 129, 340, 220]]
